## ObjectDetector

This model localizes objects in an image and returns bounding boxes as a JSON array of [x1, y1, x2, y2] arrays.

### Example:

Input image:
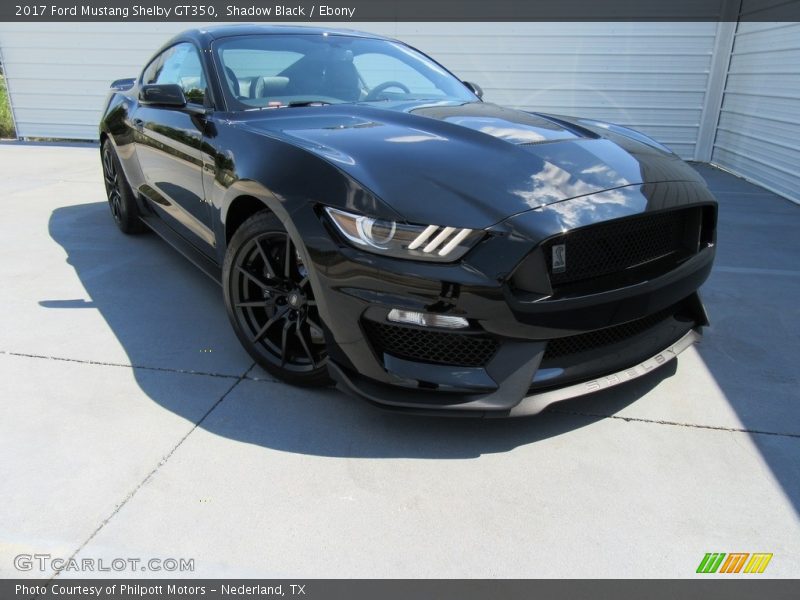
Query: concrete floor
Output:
[[0, 143, 798, 578]]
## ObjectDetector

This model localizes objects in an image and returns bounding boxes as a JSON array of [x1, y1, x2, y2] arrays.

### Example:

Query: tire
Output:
[[223, 211, 331, 386], [101, 139, 146, 234]]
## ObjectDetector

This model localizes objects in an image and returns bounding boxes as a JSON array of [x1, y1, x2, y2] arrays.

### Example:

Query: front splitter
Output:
[[329, 328, 701, 418], [506, 328, 702, 417]]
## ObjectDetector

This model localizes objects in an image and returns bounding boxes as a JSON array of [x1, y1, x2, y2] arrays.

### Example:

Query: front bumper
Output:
[[286, 183, 716, 416], [330, 327, 701, 417]]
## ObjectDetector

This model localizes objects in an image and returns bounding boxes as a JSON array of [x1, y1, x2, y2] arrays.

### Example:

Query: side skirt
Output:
[[138, 214, 222, 284]]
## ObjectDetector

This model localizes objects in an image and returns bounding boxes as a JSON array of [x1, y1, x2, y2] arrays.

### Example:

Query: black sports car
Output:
[[99, 25, 717, 416]]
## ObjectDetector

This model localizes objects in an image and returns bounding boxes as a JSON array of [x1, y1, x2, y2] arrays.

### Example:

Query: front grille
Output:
[[542, 208, 702, 291], [363, 320, 499, 368], [543, 305, 677, 361]]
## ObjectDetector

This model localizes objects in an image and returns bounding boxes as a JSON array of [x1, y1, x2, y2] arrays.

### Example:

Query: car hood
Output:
[[233, 101, 706, 229]]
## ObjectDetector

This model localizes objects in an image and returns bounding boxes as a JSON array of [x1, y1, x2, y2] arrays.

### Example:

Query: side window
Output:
[[142, 54, 164, 86], [144, 43, 206, 105]]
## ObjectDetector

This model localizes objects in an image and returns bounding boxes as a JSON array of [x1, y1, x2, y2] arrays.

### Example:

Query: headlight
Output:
[[323, 207, 481, 262]]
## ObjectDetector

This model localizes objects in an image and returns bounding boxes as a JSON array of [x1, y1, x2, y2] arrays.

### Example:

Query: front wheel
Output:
[[223, 211, 330, 386]]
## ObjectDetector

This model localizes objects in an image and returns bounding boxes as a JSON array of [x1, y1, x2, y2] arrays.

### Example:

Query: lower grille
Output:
[[363, 320, 499, 367], [542, 207, 703, 291], [543, 306, 678, 361]]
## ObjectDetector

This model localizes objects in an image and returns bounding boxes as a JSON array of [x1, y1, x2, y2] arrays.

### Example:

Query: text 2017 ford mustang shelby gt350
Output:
[[99, 25, 717, 416]]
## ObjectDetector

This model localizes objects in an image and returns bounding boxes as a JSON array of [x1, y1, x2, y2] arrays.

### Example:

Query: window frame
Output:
[[139, 41, 212, 108]]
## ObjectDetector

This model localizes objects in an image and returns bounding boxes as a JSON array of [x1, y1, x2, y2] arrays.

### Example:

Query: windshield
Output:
[[212, 34, 478, 110]]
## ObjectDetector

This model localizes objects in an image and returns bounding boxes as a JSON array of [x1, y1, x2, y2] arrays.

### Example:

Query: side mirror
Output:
[[463, 81, 483, 99], [139, 83, 187, 107]]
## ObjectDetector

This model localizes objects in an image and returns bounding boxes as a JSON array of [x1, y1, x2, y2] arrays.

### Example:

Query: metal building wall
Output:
[[0, 22, 717, 160], [712, 22, 800, 204]]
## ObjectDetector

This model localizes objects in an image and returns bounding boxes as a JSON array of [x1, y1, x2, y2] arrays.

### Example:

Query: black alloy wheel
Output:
[[101, 140, 145, 234], [223, 212, 330, 386]]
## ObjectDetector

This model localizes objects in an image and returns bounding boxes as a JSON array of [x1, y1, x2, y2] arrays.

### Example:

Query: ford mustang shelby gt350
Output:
[[99, 25, 717, 416]]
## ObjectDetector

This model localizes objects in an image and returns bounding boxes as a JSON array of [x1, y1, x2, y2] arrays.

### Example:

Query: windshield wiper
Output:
[[244, 100, 334, 111], [286, 100, 333, 108]]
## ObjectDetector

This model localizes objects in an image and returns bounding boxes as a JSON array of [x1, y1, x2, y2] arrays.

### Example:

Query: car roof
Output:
[[168, 24, 393, 47]]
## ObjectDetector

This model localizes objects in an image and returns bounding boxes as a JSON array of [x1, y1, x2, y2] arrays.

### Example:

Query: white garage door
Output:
[[0, 22, 717, 159], [712, 22, 800, 203]]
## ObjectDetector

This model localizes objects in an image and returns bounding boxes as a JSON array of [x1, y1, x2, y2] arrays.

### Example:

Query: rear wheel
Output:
[[101, 139, 145, 234], [223, 211, 330, 386]]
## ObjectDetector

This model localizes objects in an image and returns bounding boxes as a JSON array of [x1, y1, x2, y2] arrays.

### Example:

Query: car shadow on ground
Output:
[[44, 201, 678, 459]]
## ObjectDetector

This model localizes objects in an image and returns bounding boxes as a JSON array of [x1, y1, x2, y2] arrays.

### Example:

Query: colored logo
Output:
[[696, 553, 773, 574]]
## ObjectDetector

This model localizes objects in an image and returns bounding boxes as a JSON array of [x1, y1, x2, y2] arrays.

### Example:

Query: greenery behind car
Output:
[[1, 75, 16, 138]]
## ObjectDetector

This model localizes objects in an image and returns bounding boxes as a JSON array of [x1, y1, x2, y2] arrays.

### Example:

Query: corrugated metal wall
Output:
[[0, 22, 717, 159], [0, 22, 196, 139], [712, 22, 800, 203]]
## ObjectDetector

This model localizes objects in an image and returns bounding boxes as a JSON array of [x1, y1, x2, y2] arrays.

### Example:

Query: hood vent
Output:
[[517, 138, 569, 147]]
